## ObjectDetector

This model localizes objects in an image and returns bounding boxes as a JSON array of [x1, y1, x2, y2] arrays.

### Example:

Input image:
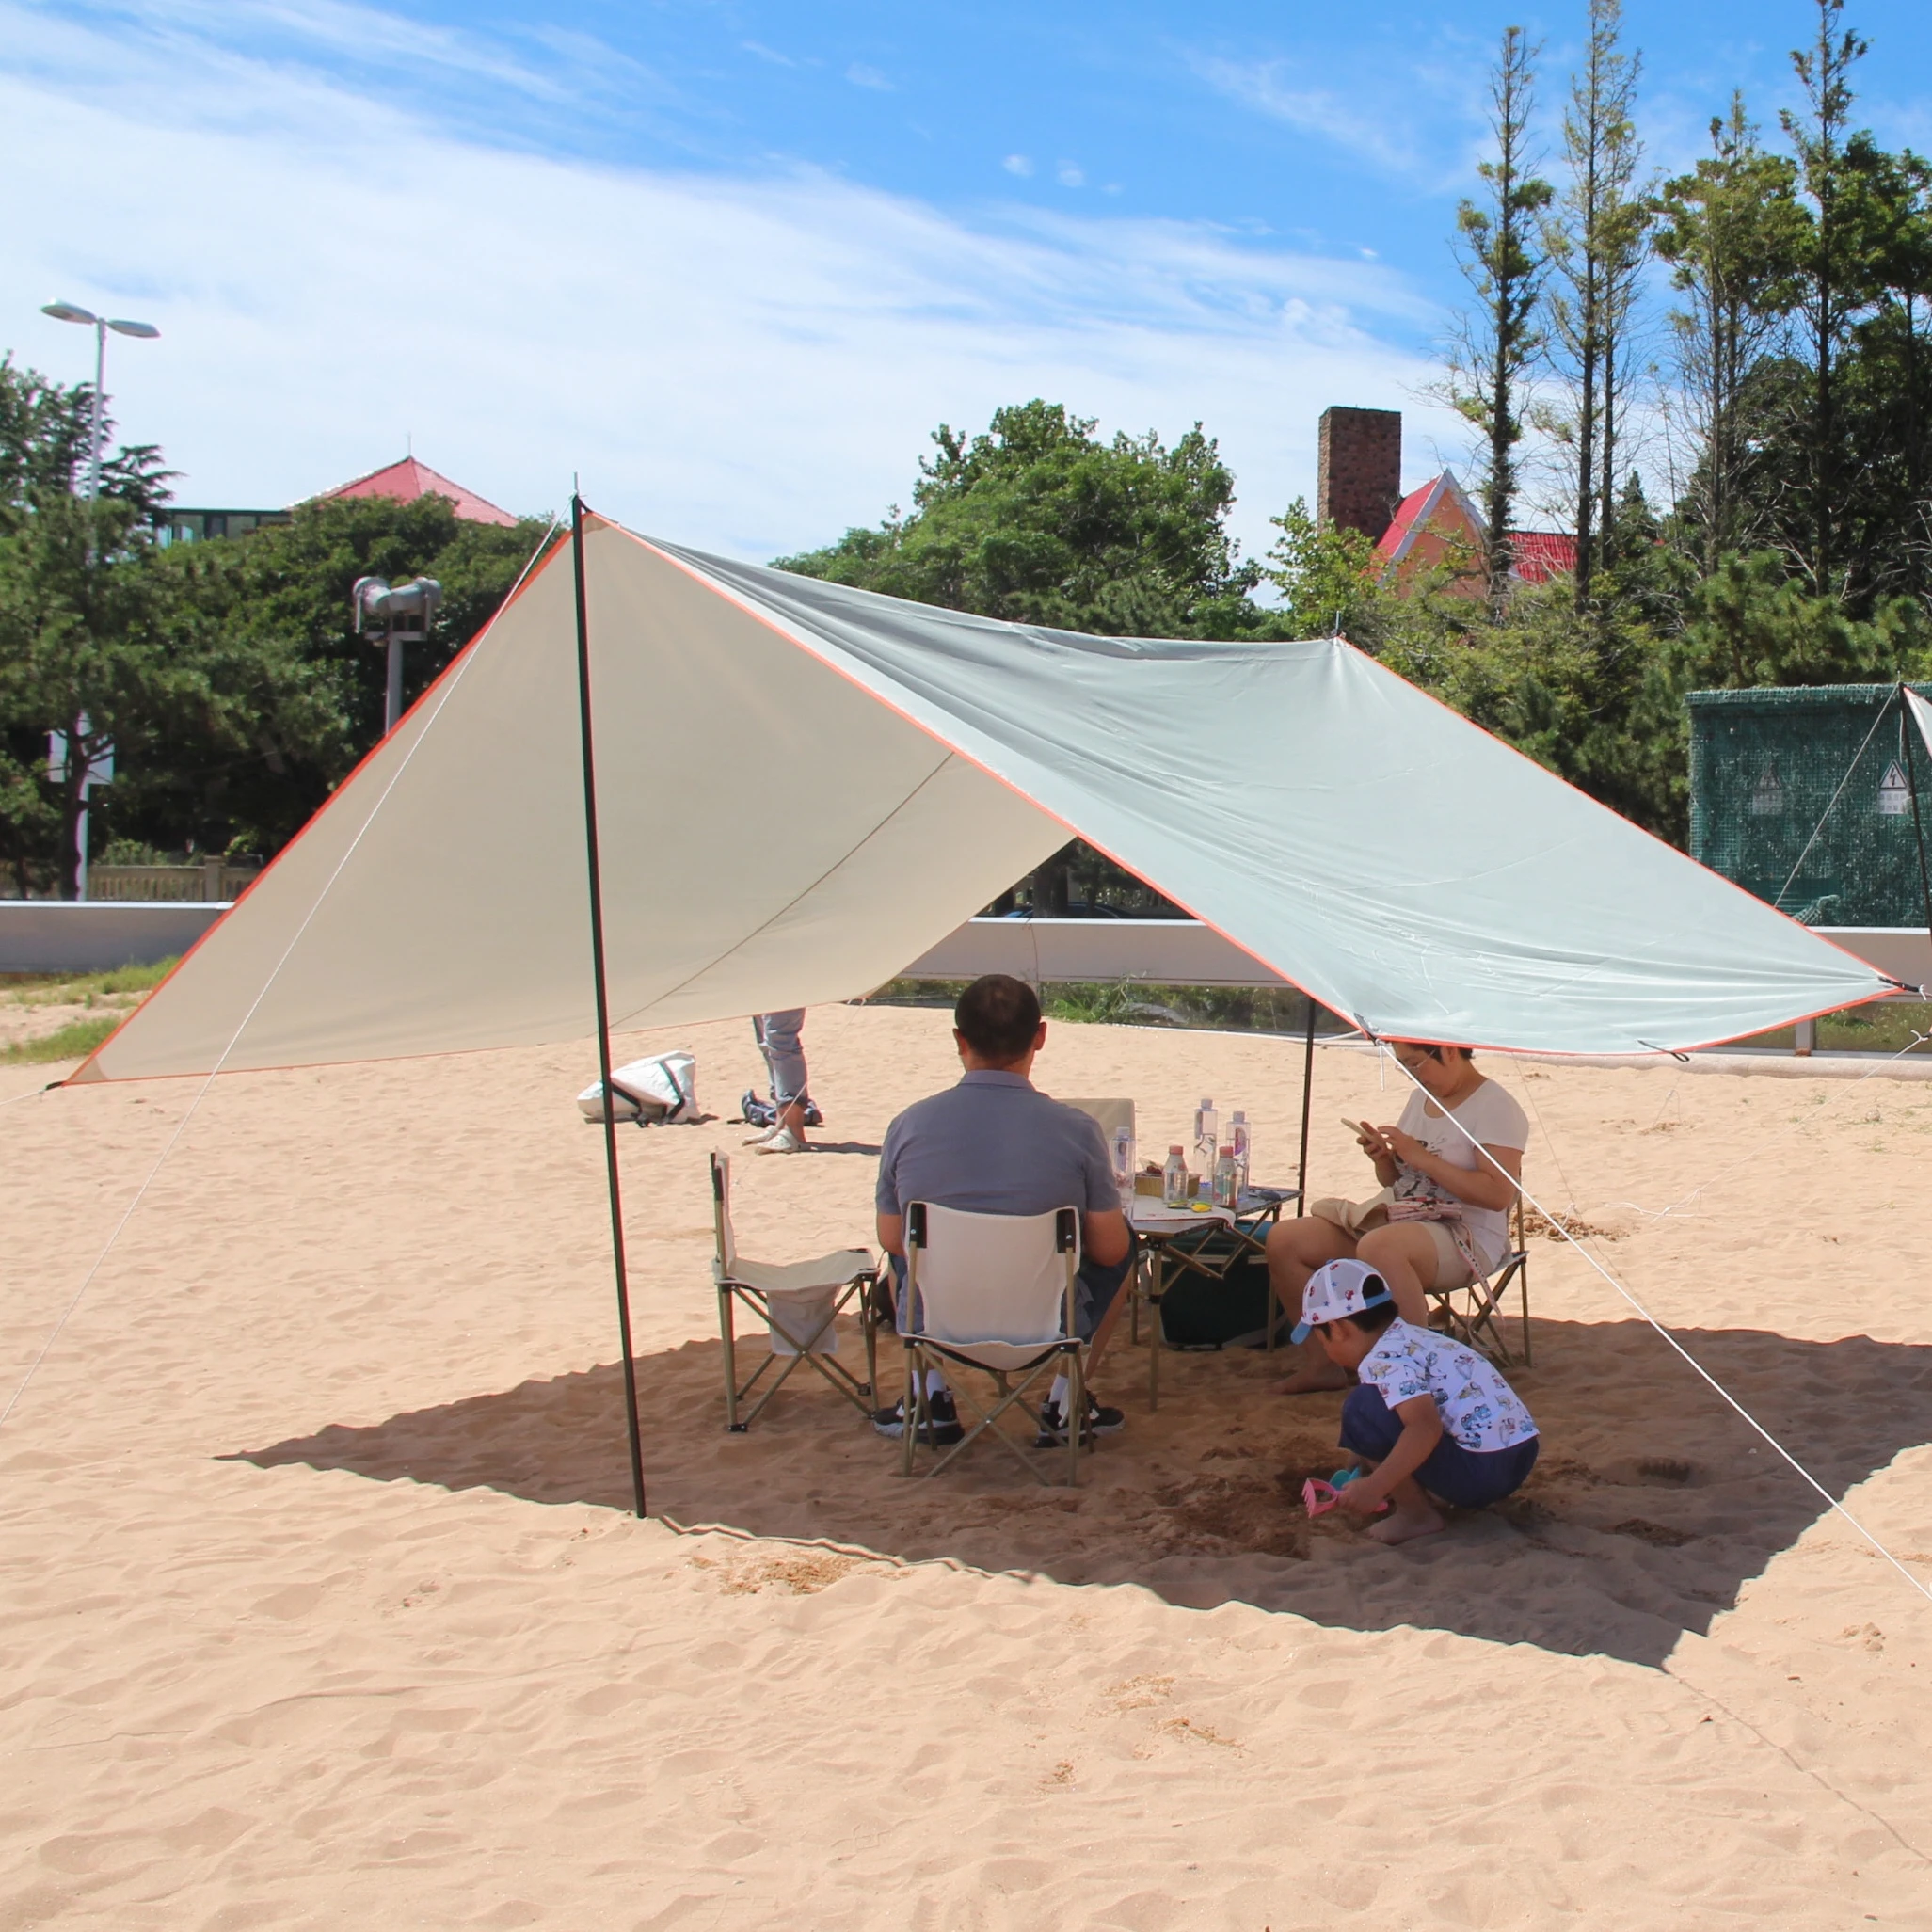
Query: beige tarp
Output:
[[75, 515, 1899, 1081]]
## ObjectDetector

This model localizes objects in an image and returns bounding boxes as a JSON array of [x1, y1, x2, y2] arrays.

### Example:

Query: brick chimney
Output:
[[1317, 407, 1402, 544]]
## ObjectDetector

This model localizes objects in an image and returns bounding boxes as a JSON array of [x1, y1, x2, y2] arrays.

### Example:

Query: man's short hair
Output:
[[954, 974, 1042, 1063]]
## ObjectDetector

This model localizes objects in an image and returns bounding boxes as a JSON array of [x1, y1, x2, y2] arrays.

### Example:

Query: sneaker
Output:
[[741, 1091, 777, 1129], [870, 1393, 963, 1445], [756, 1126, 808, 1154], [802, 1099, 824, 1128], [1034, 1397, 1126, 1447]]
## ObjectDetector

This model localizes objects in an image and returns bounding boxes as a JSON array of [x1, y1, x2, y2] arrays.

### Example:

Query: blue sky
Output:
[[7, 1, 1932, 562]]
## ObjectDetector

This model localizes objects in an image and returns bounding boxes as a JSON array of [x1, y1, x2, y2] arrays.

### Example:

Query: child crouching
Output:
[[1294, 1258, 1540, 1545]]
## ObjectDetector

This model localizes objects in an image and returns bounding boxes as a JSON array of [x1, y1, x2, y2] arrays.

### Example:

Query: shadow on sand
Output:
[[232, 1316, 1932, 1669]]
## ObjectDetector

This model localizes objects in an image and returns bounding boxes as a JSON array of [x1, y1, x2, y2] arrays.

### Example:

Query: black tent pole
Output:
[[1295, 995, 1316, 1218], [572, 494, 647, 1520], [1899, 683, 1932, 948]]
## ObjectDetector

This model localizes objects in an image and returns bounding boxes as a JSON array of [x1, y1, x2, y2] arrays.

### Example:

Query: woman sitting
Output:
[[1266, 1041, 1527, 1395]]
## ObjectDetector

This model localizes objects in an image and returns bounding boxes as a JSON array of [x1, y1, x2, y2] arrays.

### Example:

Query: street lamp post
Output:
[[40, 300, 161, 501], [352, 577, 444, 736], [40, 301, 158, 899]]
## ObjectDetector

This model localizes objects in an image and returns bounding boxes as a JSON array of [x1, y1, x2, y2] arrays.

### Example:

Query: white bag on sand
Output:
[[577, 1052, 699, 1125]]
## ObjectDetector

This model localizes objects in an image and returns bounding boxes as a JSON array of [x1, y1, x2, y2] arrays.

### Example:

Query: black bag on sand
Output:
[[1157, 1242, 1286, 1350]]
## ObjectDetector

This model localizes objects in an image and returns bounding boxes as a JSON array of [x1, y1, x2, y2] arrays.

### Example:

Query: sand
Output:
[[4, 1002, 1931, 1927]]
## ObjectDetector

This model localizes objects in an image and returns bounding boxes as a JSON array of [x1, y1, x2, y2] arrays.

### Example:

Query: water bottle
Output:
[[1111, 1125, 1137, 1206], [1192, 1097, 1218, 1175], [1162, 1144, 1189, 1208], [1229, 1110, 1251, 1190], [1212, 1145, 1239, 1208]]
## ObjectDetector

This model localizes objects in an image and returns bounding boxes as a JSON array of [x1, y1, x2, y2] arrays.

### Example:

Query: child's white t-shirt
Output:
[[1391, 1077, 1528, 1269], [1357, 1318, 1539, 1453]]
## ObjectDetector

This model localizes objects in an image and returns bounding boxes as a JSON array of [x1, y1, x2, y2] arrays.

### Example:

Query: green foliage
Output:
[[2, 1014, 118, 1063], [0, 354, 554, 894], [775, 400, 1271, 639], [137, 496, 557, 857], [1450, 25, 1554, 611], [6, 956, 177, 1001], [1262, 500, 1384, 640]]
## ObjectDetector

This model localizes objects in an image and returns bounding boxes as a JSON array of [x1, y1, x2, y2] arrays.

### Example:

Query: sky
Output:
[[7, 0, 1932, 565]]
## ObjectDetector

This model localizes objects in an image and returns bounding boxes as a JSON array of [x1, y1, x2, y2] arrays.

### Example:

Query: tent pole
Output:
[[572, 495, 647, 1521], [1295, 996, 1315, 1217], [1899, 683, 1932, 947]]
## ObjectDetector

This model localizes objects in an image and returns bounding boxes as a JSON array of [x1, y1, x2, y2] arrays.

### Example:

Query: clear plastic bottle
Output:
[[1212, 1144, 1239, 1208], [1162, 1143, 1189, 1207], [1111, 1126, 1137, 1206], [1192, 1097, 1218, 1175], [1229, 1110, 1251, 1190]]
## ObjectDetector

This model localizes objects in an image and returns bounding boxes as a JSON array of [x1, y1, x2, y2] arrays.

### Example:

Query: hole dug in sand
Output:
[[233, 1315, 1932, 1670]]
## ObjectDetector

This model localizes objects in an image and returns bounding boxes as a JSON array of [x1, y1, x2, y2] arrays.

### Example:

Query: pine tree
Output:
[[1782, 0, 1872, 597], [1546, 0, 1648, 599], [1451, 26, 1554, 618]]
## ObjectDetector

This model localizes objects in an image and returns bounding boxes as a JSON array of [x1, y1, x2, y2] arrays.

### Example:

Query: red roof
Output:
[[1508, 529, 1578, 584], [1374, 471, 1578, 583], [314, 457, 518, 527], [1376, 479, 1440, 560]]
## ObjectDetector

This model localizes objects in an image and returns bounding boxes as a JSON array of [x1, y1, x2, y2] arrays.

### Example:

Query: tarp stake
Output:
[[573, 497, 647, 1521]]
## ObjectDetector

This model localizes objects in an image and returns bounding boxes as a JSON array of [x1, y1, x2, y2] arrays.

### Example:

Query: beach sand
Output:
[[4, 1002, 1930, 1927]]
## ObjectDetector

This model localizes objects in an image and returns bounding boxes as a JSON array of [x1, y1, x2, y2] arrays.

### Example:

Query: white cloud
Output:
[[0, 4, 1461, 564], [1191, 54, 1444, 188], [1056, 161, 1086, 188], [1002, 153, 1034, 177], [845, 61, 891, 91]]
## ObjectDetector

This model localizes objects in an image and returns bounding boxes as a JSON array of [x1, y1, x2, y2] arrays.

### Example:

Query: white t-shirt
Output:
[[1391, 1076, 1527, 1270], [1358, 1318, 1539, 1452]]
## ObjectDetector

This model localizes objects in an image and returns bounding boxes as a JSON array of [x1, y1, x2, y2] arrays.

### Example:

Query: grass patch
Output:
[[0, 957, 178, 1007], [2, 1014, 120, 1064], [1726, 1000, 1932, 1056], [858, 978, 1349, 1035]]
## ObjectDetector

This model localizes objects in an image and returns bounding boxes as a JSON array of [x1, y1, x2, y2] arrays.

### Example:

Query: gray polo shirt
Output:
[[875, 1071, 1117, 1220]]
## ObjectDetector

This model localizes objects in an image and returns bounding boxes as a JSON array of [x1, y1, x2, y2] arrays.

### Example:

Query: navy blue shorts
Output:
[[1339, 1384, 1539, 1509]]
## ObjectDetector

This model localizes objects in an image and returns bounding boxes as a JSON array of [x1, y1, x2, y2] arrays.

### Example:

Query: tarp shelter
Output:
[[77, 512, 1903, 1086]]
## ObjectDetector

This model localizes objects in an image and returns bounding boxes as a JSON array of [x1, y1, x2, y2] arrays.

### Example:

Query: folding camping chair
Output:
[[898, 1200, 1088, 1487], [1425, 1198, 1532, 1367], [711, 1153, 879, 1430], [1062, 1096, 1135, 1163]]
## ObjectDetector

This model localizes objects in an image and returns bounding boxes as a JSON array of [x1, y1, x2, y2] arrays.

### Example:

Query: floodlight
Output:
[[41, 300, 98, 326]]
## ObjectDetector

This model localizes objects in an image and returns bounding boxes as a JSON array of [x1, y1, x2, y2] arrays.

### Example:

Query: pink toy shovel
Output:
[[1302, 1469, 1388, 1518]]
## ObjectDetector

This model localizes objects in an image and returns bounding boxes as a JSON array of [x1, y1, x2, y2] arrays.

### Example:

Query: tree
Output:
[[777, 400, 1269, 639], [136, 494, 557, 859], [1544, 0, 1649, 599], [780, 400, 1273, 912], [0, 351, 554, 891], [1450, 26, 1553, 618], [0, 359, 181, 895], [1781, 0, 1874, 597], [1653, 99, 1805, 573]]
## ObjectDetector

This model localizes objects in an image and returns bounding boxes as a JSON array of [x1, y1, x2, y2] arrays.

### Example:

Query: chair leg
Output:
[[1520, 1255, 1533, 1366], [720, 1285, 743, 1432], [1146, 1252, 1164, 1414], [900, 1346, 919, 1479], [1066, 1346, 1085, 1489], [862, 1271, 878, 1397]]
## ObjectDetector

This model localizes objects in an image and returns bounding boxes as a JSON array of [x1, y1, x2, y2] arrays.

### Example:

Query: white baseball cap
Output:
[[1291, 1258, 1394, 1343]]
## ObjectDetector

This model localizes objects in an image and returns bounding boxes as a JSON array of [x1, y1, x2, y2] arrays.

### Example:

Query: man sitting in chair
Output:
[[872, 973, 1133, 1447]]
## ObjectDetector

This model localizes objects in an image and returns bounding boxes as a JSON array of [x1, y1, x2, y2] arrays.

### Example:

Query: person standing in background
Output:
[[747, 1010, 813, 1154]]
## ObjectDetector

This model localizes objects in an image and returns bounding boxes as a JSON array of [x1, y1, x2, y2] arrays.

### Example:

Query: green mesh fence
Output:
[[1687, 684, 1932, 926]]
